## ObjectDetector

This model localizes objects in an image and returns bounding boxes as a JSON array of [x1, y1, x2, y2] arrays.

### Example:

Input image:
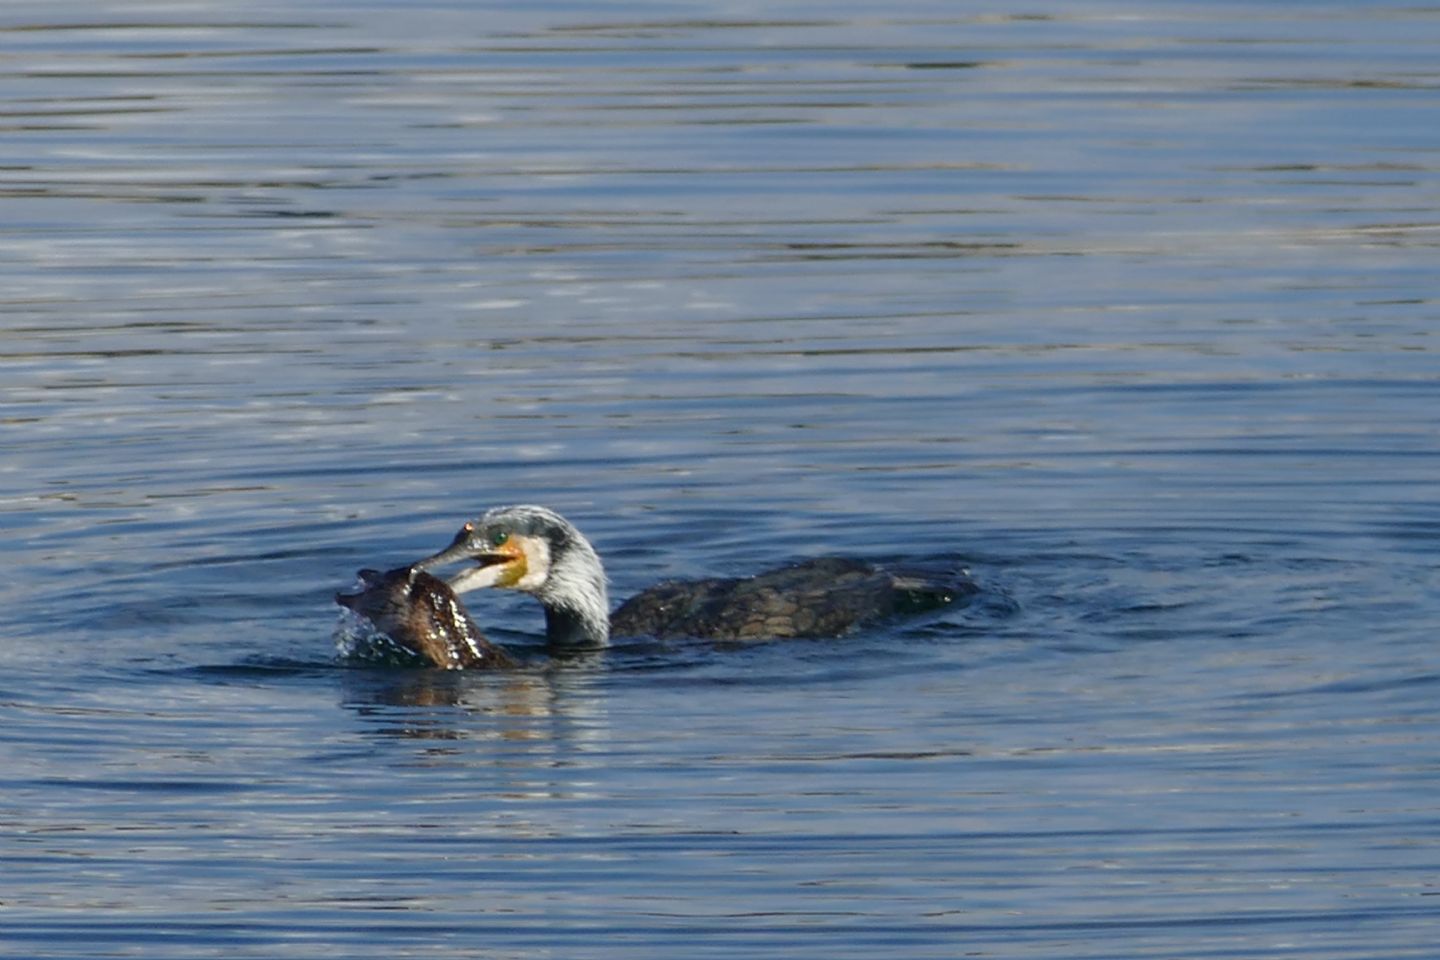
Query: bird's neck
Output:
[[538, 541, 611, 647], [544, 601, 610, 647]]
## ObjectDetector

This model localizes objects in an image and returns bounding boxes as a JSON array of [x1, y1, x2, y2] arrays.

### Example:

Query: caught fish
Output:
[[335, 566, 515, 670]]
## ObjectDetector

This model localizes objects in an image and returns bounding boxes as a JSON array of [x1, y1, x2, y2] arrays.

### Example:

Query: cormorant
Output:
[[412, 505, 973, 647]]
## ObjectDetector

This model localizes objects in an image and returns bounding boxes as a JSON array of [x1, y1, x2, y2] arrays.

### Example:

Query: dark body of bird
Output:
[[611, 556, 974, 642]]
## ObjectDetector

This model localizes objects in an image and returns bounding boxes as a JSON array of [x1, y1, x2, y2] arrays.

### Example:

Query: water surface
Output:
[[3, 2, 1440, 957]]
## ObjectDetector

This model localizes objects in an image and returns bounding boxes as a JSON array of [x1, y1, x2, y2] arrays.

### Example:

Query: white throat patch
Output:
[[514, 535, 552, 592]]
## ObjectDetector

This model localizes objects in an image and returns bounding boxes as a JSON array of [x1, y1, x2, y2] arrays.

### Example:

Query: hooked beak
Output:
[[413, 527, 518, 594]]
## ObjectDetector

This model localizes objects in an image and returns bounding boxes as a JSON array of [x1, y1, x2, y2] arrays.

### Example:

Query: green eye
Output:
[[490, 530, 509, 547]]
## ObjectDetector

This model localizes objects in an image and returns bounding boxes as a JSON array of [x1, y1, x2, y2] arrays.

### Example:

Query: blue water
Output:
[[4, 2, 1440, 957]]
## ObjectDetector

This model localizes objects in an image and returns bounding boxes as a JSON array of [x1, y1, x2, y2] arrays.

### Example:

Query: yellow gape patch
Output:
[[509, 535, 551, 592], [494, 548, 528, 589]]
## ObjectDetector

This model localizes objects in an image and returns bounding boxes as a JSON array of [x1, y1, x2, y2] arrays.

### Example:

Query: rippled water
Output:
[[4, 2, 1440, 957]]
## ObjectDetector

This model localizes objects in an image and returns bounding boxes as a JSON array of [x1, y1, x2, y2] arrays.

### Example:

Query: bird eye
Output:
[[490, 530, 510, 548]]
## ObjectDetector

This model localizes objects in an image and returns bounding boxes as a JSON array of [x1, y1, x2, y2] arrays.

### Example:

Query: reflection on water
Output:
[[340, 661, 610, 749], [3, 2, 1440, 958]]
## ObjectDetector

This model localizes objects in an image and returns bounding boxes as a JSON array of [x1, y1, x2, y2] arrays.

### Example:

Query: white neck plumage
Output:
[[536, 528, 612, 647]]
